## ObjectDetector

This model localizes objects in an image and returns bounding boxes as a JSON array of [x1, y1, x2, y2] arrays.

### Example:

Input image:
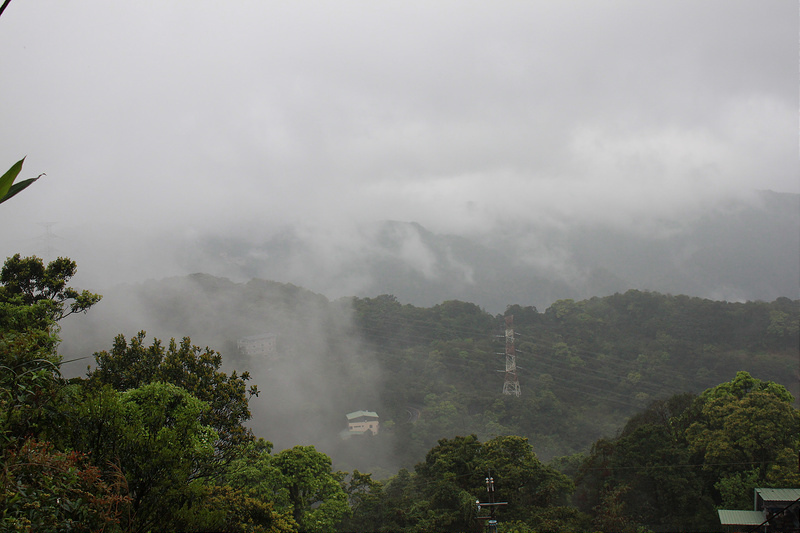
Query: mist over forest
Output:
[[3, 1, 798, 529], [175, 190, 799, 312], [57, 190, 799, 475], [51, 189, 798, 320]]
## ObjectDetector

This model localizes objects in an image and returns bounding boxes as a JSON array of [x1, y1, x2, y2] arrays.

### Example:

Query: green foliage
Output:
[[686, 373, 800, 487], [0, 254, 102, 323], [3, 251, 797, 532], [0, 158, 42, 205], [414, 435, 483, 531], [120, 381, 218, 474], [482, 435, 574, 509], [90, 331, 259, 453], [73, 277, 798, 477], [350, 290, 798, 470], [0, 439, 130, 532], [0, 348, 61, 447], [0, 255, 100, 448], [222, 439, 281, 497], [0, 254, 299, 532], [337, 470, 384, 533], [58, 381, 219, 533], [374, 434, 581, 532], [591, 485, 638, 533], [208, 439, 303, 532], [697, 369, 795, 404], [271, 445, 349, 533], [55, 381, 299, 533], [574, 372, 799, 531], [714, 469, 760, 510], [90, 332, 163, 391], [376, 468, 417, 531], [173, 484, 297, 533]]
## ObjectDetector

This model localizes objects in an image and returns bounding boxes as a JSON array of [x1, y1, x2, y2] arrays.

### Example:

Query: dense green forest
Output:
[[348, 291, 798, 468], [2, 255, 798, 531], [59, 271, 799, 473]]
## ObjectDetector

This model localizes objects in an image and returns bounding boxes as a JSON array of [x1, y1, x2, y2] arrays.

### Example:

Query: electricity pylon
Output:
[[502, 315, 521, 396]]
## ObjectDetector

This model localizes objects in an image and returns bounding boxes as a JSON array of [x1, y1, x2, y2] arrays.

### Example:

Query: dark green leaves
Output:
[[0, 158, 42, 205], [0, 254, 102, 322]]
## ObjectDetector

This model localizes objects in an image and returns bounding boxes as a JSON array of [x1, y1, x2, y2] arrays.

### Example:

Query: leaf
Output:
[[0, 175, 41, 205], [0, 157, 25, 199]]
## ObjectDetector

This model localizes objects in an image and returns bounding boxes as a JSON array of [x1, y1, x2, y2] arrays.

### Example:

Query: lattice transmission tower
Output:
[[502, 315, 521, 396]]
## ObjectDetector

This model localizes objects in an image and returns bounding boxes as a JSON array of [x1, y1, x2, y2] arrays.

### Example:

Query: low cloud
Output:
[[0, 0, 795, 298]]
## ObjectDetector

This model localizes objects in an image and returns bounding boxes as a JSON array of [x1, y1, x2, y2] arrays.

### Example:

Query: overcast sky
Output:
[[0, 1, 797, 287]]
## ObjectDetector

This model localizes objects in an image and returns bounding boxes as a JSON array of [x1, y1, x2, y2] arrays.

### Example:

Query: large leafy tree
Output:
[[118, 382, 218, 532], [336, 470, 384, 533], [90, 331, 259, 454], [575, 372, 799, 531], [83, 332, 264, 531], [686, 371, 800, 504], [0, 254, 101, 324], [481, 435, 580, 528], [171, 483, 297, 533], [271, 445, 349, 533], [376, 434, 581, 532], [0, 255, 101, 445], [210, 438, 299, 533], [55, 381, 219, 533], [413, 434, 483, 531], [0, 255, 116, 530]]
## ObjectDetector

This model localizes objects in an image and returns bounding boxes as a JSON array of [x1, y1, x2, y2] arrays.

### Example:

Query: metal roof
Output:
[[755, 488, 800, 502], [346, 410, 379, 420], [718, 510, 765, 526]]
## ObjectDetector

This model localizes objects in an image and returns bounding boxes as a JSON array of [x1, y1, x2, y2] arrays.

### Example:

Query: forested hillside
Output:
[[347, 372, 799, 532], [59, 272, 798, 471], [350, 291, 798, 466], [3, 255, 798, 531]]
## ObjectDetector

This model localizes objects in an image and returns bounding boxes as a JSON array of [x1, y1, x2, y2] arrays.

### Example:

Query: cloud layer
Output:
[[0, 1, 796, 289]]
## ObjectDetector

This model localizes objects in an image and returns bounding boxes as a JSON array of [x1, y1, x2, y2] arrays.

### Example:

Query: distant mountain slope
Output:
[[59, 270, 799, 471], [56, 191, 799, 470], [180, 191, 799, 313]]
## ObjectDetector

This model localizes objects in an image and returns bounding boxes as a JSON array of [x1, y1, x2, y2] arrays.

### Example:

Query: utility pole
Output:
[[502, 315, 521, 396], [476, 469, 507, 533]]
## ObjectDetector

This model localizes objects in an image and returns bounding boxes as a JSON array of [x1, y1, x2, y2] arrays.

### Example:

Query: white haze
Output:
[[1, 2, 797, 458], [0, 1, 796, 290]]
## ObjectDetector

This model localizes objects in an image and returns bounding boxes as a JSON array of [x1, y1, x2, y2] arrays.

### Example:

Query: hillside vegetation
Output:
[[350, 291, 798, 466], [4, 255, 798, 531], [61, 272, 798, 470]]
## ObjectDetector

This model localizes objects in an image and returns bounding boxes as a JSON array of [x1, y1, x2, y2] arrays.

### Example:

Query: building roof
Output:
[[755, 488, 800, 502], [346, 410, 378, 420], [718, 510, 764, 526]]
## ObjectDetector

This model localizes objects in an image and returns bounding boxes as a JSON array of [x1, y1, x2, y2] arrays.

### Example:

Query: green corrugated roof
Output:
[[346, 410, 379, 420], [755, 487, 800, 502], [718, 510, 764, 526]]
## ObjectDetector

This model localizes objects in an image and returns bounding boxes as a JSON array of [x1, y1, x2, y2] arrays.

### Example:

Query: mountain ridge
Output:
[[172, 190, 799, 314]]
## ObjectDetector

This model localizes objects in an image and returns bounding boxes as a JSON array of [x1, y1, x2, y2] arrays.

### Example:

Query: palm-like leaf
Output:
[[0, 158, 42, 205]]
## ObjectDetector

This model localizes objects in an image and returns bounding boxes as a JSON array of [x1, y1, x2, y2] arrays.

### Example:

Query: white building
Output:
[[346, 410, 379, 435]]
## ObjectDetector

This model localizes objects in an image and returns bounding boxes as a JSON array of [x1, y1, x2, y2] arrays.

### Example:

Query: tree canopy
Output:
[[90, 331, 259, 453], [574, 372, 799, 531], [2, 253, 797, 532]]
